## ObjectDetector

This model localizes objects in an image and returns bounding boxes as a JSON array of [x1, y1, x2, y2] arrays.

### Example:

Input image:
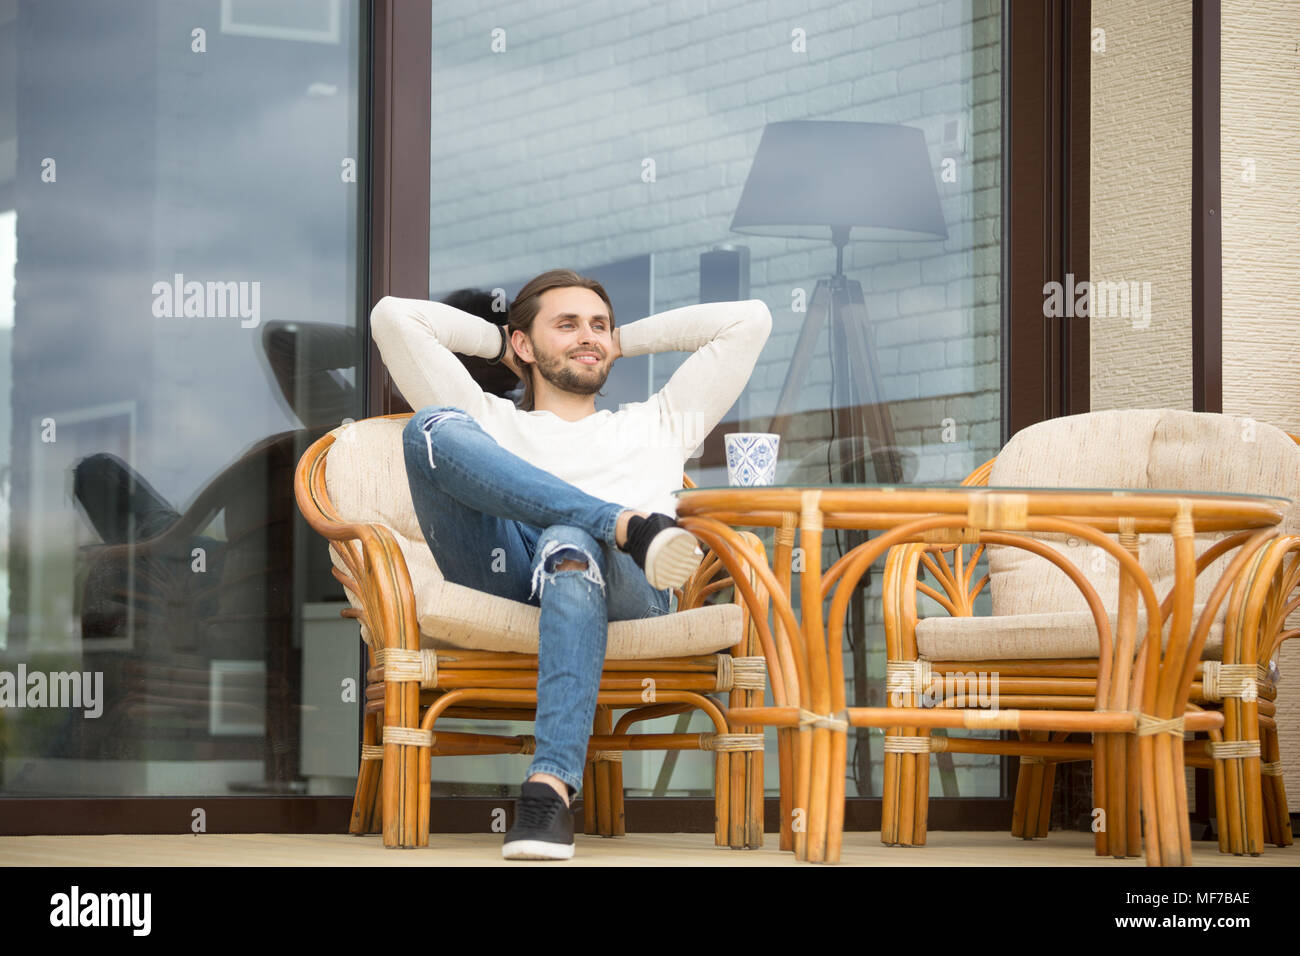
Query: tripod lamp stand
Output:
[[730, 120, 948, 486]]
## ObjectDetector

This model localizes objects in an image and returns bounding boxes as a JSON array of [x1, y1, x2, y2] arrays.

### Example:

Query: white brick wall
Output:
[[430, 0, 1001, 489]]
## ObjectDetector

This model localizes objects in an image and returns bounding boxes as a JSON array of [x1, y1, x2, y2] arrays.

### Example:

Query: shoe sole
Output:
[[502, 838, 575, 860], [644, 527, 703, 589]]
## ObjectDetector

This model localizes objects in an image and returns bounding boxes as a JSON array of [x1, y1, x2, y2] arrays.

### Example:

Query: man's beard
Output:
[[532, 343, 610, 396]]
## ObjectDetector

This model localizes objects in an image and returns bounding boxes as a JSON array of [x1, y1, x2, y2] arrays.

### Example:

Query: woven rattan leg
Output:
[[1151, 731, 1190, 866], [1034, 760, 1056, 840], [897, 743, 917, 847], [352, 713, 381, 836], [827, 726, 849, 862], [778, 728, 795, 852], [909, 739, 931, 846], [745, 738, 764, 849], [794, 726, 812, 860], [581, 759, 596, 835], [367, 766, 382, 834], [1010, 750, 1053, 840], [1262, 723, 1293, 846], [593, 707, 614, 837], [715, 749, 731, 847], [1093, 734, 1110, 856], [1107, 731, 1129, 857], [610, 750, 626, 837], [417, 737, 431, 848], [881, 747, 901, 845], [1243, 710, 1264, 856], [806, 724, 832, 862], [1210, 734, 1229, 853], [1009, 738, 1035, 839], [1124, 734, 1142, 855]]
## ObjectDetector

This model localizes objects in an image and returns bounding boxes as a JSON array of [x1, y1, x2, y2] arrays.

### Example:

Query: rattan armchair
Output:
[[293, 413, 773, 850], [881, 409, 1300, 858]]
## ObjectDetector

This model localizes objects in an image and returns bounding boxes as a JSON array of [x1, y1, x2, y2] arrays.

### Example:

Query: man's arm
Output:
[[617, 299, 773, 452], [369, 296, 502, 419]]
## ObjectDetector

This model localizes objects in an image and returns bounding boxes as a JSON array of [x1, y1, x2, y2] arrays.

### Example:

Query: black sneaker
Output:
[[502, 781, 575, 860], [618, 513, 703, 589]]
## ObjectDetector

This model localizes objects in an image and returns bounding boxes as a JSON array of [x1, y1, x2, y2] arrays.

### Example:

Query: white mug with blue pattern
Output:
[[724, 433, 780, 486]]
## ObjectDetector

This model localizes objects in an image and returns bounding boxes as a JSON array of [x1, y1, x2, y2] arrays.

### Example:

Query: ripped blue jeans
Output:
[[401, 405, 674, 798]]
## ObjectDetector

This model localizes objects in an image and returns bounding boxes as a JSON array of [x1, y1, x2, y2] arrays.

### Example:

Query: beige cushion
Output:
[[321, 417, 742, 659], [917, 608, 1223, 662], [918, 410, 1300, 663]]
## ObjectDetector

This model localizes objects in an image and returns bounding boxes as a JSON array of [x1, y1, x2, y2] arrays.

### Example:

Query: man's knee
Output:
[[404, 406, 473, 471], [530, 526, 607, 601]]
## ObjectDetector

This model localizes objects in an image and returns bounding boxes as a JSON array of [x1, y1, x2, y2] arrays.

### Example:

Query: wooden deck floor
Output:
[[2, 830, 1296, 866]]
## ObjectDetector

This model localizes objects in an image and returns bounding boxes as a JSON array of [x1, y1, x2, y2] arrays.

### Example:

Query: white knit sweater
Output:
[[370, 296, 772, 517]]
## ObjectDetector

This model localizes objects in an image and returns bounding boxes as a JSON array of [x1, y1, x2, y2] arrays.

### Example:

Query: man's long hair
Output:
[[507, 269, 616, 412]]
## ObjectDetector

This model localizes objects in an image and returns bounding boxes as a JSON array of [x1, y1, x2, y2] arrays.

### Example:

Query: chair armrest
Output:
[[674, 542, 735, 611], [294, 425, 421, 655], [1222, 533, 1300, 672], [328, 522, 423, 657]]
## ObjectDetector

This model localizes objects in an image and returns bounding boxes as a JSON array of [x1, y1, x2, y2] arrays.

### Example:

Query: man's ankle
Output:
[[615, 509, 650, 549], [527, 772, 570, 807]]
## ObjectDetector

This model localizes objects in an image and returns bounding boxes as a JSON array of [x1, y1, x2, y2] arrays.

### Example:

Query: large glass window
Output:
[[421, 1, 1002, 800], [0, 0, 364, 798]]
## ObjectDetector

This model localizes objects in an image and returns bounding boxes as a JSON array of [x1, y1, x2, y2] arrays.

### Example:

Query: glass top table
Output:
[[675, 482, 1291, 502], [672, 483, 1291, 533]]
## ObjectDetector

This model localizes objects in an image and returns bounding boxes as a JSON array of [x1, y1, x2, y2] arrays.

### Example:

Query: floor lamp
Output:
[[730, 120, 948, 794]]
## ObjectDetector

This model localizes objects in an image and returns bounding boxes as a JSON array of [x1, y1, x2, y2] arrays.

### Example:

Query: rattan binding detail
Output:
[[1260, 761, 1283, 777], [1206, 740, 1261, 760], [1200, 661, 1258, 701], [885, 659, 933, 696], [376, 647, 438, 688], [1136, 713, 1185, 737], [361, 744, 384, 762], [883, 736, 930, 754], [383, 726, 433, 747], [714, 654, 733, 691], [698, 733, 765, 752], [968, 493, 1028, 530], [517, 735, 536, 755], [800, 490, 823, 532], [730, 656, 767, 690], [591, 750, 622, 762], [963, 709, 1019, 729], [797, 708, 848, 732]]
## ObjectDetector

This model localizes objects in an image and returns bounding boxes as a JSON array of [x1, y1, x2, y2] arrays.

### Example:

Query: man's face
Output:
[[523, 286, 614, 396]]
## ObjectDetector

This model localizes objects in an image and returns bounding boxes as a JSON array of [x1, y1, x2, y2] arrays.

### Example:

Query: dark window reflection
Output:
[[0, 0, 384, 797]]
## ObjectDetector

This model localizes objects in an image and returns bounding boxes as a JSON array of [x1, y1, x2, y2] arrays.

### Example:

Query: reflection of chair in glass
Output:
[[76, 428, 321, 783], [73, 292, 516, 785], [881, 409, 1300, 857], [294, 414, 772, 849]]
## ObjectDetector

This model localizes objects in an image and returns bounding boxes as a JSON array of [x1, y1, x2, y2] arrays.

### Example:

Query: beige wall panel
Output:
[[1220, 0, 1300, 812], [1090, 0, 1193, 411]]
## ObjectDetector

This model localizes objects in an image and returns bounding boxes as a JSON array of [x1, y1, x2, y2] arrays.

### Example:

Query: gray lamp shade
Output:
[[730, 121, 948, 242]]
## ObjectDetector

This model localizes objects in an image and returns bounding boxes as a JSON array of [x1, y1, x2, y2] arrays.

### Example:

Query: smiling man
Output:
[[370, 268, 772, 860]]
